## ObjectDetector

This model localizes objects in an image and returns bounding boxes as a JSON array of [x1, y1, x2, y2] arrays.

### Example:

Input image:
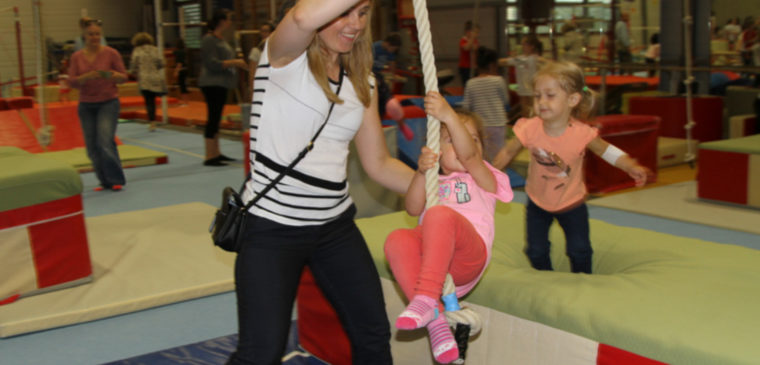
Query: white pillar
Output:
[[154, 0, 168, 124]]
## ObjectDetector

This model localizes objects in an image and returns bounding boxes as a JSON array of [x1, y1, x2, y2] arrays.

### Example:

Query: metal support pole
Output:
[[178, 9, 186, 39], [599, 68, 607, 114], [154, 0, 168, 124], [33, 0, 50, 146], [14, 7, 26, 95]]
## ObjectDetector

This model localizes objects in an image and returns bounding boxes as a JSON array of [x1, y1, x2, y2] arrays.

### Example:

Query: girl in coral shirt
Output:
[[494, 61, 649, 274]]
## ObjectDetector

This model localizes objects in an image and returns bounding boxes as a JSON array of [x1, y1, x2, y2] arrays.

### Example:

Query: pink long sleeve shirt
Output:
[[68, 46, 126, 103]]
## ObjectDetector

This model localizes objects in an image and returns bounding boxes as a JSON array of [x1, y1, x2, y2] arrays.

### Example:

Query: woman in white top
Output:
[[129, 32, 167, 131], [228, 1, 414, 364]]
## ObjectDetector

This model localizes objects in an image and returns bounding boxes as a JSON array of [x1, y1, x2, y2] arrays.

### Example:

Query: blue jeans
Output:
[[78, 98, 125, 188], [525, 199, 592, 273]]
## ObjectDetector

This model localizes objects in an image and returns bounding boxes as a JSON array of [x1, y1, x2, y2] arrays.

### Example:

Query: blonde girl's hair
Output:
[[306, 7, 373, 107], [451, 109, 486, 150], [533, 60, 597, 120]]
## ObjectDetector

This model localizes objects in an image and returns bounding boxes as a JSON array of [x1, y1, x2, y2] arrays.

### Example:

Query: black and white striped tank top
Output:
[[241, 42, 370, 226]]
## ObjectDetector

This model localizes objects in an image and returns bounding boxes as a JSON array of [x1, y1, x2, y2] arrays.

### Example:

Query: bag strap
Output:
[[242, 64, 345, 210]]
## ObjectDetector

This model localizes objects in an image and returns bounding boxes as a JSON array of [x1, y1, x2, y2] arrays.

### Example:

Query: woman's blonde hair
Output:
[[306, 7, 373, 107], [533, 60, 597, 120], [131, 32, 155, 47]]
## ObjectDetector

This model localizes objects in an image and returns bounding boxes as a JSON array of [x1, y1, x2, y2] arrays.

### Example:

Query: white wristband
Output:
[[601, 144, 626, 165]]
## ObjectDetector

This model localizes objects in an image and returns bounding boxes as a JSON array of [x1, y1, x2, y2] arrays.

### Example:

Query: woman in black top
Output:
[[198, 9, 248, 166]]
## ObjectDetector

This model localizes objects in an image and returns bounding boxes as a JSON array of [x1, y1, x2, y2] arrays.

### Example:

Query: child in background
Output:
[[499, 35, 545, 118], [129, 32, 167, 131], [462, 47, 509, 163], [644, 33, 660, 77], [458, 20, 480, 86], [385, 92, 513, 364], [493, 61, 649, 274]]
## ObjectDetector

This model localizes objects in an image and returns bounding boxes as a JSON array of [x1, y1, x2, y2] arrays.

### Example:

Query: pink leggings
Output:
[[384, 206, 487, 303]]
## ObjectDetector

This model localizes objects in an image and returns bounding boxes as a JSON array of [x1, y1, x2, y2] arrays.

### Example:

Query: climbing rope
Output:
[[441, 274, 483, 364], [411, 0, 440, 210], [411, 0, 483, 362], [32, 1, 52, 147], [682, 0, 696, 168]]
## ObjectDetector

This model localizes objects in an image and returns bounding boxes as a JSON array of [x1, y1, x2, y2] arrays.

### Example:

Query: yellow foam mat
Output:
[[38, 144, 168, 172], [0, 202, 234, 338]]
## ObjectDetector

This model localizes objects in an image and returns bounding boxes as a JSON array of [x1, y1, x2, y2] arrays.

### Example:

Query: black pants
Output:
[[459, 67, 472, 87], [617, 50, 632, 75], [201, 86, 228, 138], [178, 69, 188, 94], [525, 199, 593, 274], [227, 205, 392, 365], [140, 90, 159, 121]]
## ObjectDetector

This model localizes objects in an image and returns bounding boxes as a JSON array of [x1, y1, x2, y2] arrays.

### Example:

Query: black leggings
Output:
[[140, 90, 159, 121], [177, 69, 188, 94], [227, 205, 392, 365], [525, 199, 593, 274], [201, 86, 227, 138]]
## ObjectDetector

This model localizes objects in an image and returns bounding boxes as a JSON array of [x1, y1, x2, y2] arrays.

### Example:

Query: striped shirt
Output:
[[241, 42, 371, 226], [462, 75, 509, 127]]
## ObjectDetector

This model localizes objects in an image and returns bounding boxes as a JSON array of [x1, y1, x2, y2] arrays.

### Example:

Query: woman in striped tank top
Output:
[[227, 1, 415, 364]]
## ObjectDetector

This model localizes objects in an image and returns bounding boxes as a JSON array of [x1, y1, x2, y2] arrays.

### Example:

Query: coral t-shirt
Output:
[[513, 117, 598, 212]]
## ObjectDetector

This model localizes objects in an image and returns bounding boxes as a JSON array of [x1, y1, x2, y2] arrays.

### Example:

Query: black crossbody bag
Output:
[[209, 66, 344, 252]]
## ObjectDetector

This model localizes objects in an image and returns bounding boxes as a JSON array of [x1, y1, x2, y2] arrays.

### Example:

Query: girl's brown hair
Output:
[[533, 60, 597, 120], [306, 5, 373, 107], [131, 32, 154, 47]]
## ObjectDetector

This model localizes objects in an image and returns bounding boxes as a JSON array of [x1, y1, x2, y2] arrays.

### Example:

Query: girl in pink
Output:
[[493, 61, 649, 274], [385, 91, 513, 364]]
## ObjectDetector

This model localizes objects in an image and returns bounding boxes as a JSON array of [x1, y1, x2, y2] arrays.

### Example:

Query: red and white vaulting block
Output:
[[0, 147, 92, 305], [728, 114, 757, 139], [0, 195, 92, 305], [697, 134, 760, 208]]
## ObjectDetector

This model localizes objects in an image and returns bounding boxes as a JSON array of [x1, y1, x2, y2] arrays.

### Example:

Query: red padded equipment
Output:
[[628, 96, 723, 142], [584, 115, 660, 193], [297, 268, 352, 365]]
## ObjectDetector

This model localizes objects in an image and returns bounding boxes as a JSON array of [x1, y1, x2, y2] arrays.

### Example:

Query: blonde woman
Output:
[[68, 19, 128, 191], [228, 0, 414, 363], [129, 32, 166, 130]]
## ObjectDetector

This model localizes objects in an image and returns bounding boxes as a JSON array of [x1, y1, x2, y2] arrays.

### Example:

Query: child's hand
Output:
[[423, 91, 457, 124], [417, 146, 438, 174], [628, 165, 651, 187]]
